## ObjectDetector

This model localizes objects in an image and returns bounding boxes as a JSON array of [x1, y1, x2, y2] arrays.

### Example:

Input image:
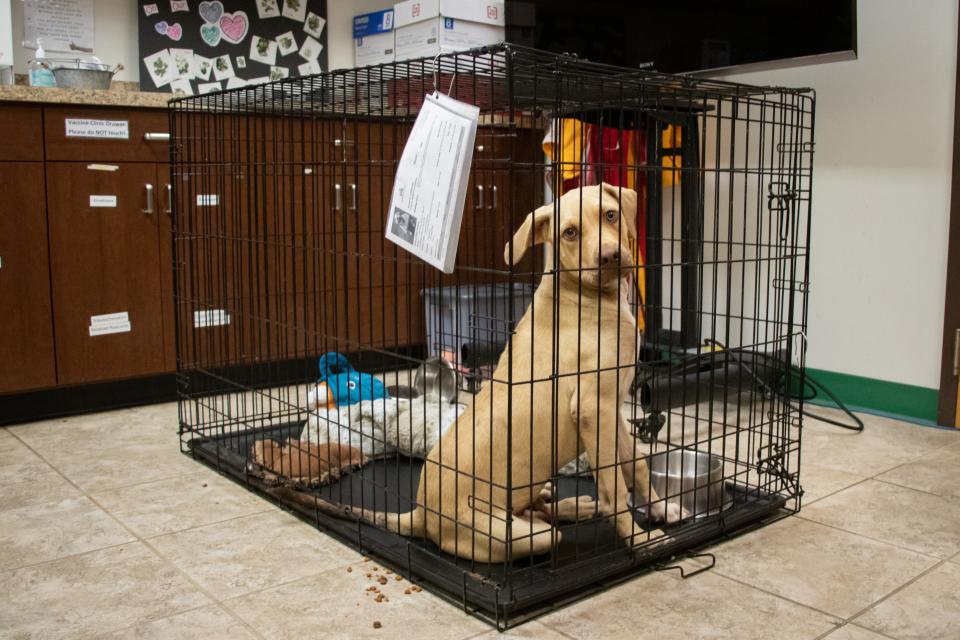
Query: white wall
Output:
[[711, 0, 957, 389], [10, 0, 139, 81]]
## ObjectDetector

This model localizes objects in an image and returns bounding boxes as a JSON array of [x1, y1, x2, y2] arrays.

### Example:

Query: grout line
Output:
[[85, 467, 215, 494], [139, 507, 277, 541], [82, 602, 218, 638], [869, 476, 960, 502], [792, 514, 947, 561], [216, 560, 361, 608], [536, 622, 579, 639], [668, 567, 844, 624], [0, 538, 137, 575], [810, 622, 899, 640], [800, 476, 872, 507], [841, 557, 953, 633], [458, 620, 578, 640]]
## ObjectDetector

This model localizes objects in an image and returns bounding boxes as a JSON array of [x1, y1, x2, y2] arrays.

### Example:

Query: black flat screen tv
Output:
[[505, 0, 856, 73]]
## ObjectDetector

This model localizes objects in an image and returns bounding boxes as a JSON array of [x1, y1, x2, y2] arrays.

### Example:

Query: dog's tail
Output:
[[355, 506, 426, 537], [273, 487, 426, 537]]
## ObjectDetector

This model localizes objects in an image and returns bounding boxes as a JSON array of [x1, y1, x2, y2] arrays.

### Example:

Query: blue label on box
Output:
[[354, 9, 394, 39]]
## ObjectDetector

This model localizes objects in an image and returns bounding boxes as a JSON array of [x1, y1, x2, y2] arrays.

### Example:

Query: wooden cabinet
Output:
[[46, 162, 167, 384], [171, 163, 239, 370], [0, 163, 57, 392], [0, 105, 43, 161]]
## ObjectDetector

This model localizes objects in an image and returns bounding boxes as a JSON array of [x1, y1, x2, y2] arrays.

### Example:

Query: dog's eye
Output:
[[605, 210, 618, 223], [562, 227, 578, 240]]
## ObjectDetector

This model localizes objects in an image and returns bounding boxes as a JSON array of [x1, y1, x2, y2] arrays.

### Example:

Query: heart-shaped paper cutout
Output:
[[154, 20, 169, 35], [219, 11, 249, 44], [200, 23, 221, 46], [198, 0, 224, 24], [166, 23, 183, 41]]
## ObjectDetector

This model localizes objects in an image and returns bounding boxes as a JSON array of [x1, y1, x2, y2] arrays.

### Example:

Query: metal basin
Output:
[[52, 63, 123, 90], [646, 448, 732, 519]]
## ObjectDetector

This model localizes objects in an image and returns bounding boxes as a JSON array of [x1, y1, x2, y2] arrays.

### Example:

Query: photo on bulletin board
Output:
[[137, 0, 327, 94]]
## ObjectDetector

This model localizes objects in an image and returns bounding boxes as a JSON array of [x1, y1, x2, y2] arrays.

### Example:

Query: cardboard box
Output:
[[393, 0, 505, 62], [354, 9, 395, 67]]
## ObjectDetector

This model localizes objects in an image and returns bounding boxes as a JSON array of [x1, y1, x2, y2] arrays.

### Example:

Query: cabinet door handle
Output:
[[143, 183, 155, 214], [164, 184, 172, 215], [144, 132, 170, 141], [349, 183, 357, 211], [475, 184, 484, 210], [490, 184, 497, 210], [334, 183, 342, 211]]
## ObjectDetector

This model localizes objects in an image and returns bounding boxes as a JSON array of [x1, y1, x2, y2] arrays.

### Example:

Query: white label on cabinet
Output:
[[89, 195, 117, 208], [194, 309, 231, 328], [65, 118, 130, 140], [91, 312, 128, 325], [196, 194, 219, 206], [89, 311, 131, 336]]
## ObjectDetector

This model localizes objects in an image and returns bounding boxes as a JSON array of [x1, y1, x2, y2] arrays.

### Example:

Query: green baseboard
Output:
[[803, 368, 940, 424]]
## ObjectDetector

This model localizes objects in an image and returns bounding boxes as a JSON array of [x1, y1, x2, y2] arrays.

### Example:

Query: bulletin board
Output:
[[137, 0, 327, 94]]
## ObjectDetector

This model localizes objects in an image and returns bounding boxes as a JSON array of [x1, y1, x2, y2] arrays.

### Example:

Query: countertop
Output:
[[0, 82, 179, 109]]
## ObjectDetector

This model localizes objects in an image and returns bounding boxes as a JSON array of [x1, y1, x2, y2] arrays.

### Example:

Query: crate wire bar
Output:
[[171, 44, 814, 629]]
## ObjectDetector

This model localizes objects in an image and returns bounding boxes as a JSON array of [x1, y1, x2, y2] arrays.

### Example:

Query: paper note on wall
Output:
[[24, 0, 94, 53], [385, 92, 479, 273]]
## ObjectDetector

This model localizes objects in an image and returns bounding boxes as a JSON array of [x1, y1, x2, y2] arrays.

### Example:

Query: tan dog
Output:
[[301, 182, 679, 562]]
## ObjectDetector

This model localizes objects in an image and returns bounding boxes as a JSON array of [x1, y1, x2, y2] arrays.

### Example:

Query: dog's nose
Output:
[[599, 247, 620, 267]]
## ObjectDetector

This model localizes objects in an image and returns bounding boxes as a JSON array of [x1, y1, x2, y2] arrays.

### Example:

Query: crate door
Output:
[[175, 163, 243, 371]]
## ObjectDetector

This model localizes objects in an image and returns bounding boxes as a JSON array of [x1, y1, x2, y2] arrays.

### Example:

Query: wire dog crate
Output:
[[172, 44, 814, 629]]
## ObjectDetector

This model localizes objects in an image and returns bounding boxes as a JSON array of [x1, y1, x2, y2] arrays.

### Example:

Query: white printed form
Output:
[[385, 91, 479, 273]]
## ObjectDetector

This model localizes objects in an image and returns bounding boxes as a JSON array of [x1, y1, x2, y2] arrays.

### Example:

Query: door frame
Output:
[[937, 16, 960, 427]]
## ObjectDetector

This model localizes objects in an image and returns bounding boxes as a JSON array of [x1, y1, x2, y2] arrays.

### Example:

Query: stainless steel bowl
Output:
[[414, 357, 460, 403], [645, 448, 732, 519]]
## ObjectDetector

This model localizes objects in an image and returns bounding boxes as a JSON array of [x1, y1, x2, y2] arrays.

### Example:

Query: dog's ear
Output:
[[601, 183, 638, 242], [504, 204, 553, 265]]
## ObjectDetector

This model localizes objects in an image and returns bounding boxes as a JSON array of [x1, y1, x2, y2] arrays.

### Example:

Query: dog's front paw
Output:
[[648, 500, 687, 524]]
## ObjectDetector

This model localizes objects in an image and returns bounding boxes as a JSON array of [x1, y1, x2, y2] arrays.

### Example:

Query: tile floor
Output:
[[1, 403, 959, 639]]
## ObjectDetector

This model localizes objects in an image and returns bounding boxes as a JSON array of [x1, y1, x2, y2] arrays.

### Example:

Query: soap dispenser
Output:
[[28, 39, 56, 87]]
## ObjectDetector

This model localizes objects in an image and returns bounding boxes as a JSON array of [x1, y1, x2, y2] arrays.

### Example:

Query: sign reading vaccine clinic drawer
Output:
[[65, 118, 131, 140]]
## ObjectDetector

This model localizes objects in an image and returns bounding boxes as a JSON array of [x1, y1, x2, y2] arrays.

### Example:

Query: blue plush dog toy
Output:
[[308, 352, 389, 409]]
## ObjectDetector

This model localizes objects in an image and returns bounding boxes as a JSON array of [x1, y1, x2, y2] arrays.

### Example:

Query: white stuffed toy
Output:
[[303, 384, 465, 460]]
